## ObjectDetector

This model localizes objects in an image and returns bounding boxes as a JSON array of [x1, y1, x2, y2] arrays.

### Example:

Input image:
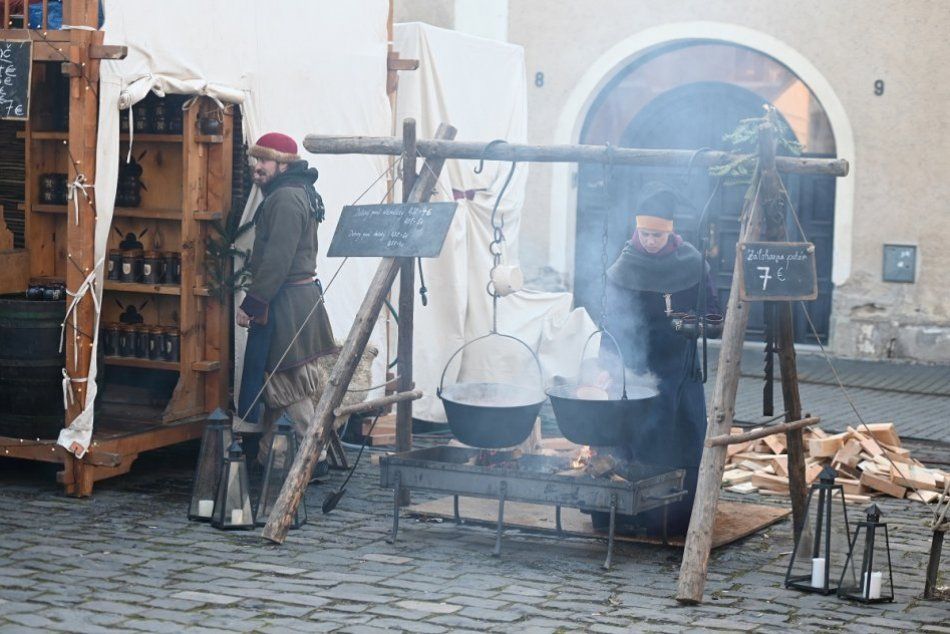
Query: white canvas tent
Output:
[[58, 0, 393, 454]]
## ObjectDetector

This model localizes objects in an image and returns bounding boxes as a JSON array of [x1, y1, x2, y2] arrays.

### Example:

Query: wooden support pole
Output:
[[303, 135, 849, 176], [63, 2, 101, 496], [676, 126, 774, 605], [396, 119, 417, 506], [706, 416, 820, 447], [261, 123, 457, 544], [334, 389, 422, 418], [778, 303, 809, 538]]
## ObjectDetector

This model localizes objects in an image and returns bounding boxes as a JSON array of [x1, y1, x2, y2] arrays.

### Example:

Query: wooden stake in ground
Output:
[[261, 123, 457, 544], [396, 118, 418, 507], [676, 126, 773, 605]]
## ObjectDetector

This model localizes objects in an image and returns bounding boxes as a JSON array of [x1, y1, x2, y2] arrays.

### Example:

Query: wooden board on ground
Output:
[[407, 496, 790, 549]]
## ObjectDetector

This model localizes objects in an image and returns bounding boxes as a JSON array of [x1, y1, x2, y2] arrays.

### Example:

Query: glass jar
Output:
[[163, 328, 181, 362], [148, 326, 164, 360], [120, 249, 143, 283], [142, 251, 163, 285], [164, 252, 181, 285], [133, 324, 150, 359], [117, 324, 135, 357]]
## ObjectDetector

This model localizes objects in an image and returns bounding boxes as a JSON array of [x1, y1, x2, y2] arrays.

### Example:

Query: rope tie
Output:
[[61, 368, 89, 411], [60, 261, 103, 367], [67, 173, 94, 225]]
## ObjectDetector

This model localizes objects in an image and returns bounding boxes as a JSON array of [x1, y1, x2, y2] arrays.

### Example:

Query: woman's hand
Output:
[[236, 308, 253, 328]]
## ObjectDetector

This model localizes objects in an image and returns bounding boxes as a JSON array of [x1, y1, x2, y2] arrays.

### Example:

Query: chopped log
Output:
[[807, 433, 847, 458], [864, 422, 901, 447], [763, 433, 786, 455], [843, 494, 872, 504], [860, 471, 908, 499], [752, 473, 790, 493], [805, 463, 823, 484], [261, 123, 457, 544], [837, 478, 863, 496], [891, 464, 939, 491], [728, 482, 759, 494], [706, 416, 820, 447], [771, 455, 789, 477], [908, 491, 941, 504], [833, 439, 863, 469], [722, 470, 753, 486]]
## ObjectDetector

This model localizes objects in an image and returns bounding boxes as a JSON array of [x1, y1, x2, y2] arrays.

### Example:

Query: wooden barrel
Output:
[[0, 294, 66, 438]]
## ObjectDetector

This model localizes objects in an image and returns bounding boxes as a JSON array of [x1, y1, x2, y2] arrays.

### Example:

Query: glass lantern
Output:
[[187, 408, 232, 521], [837, 504, 894, 603], [255, 414, 306, 529], [211, 438, 255, 530], [785, 466, 852, 594]]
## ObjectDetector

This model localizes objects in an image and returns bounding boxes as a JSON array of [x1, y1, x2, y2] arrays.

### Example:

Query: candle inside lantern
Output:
[[231, 509, 244, 525], [811, 557, 826, 588], [197, 499, 214, 518], [863, 571, 882, 599]]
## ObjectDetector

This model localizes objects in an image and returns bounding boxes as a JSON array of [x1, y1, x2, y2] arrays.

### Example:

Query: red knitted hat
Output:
[[248, 132, 300, 163]]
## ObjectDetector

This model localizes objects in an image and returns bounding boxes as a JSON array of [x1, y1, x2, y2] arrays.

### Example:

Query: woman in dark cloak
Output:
[[594, 182, 721, 536]]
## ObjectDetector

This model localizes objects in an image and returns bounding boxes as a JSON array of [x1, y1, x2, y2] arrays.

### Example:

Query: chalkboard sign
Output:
[[738, 241, 818, 301], [0, 40, 32, 121], [327, 202, 458, 258]]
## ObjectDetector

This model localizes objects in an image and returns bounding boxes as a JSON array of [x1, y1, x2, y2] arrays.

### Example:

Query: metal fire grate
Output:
[[379, 446, 686, 569]]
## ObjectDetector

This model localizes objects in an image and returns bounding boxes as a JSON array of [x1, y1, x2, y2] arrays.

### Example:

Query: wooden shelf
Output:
[[104, 356, 180, 371], [195, 135, 224, 144], [28, 204, 182, 220], [16, 131, 68, 140], [104, 281, 181, 295], [194, 211, 223, 221], [113, 207, 182, 220], [119, 133, 183, 143]]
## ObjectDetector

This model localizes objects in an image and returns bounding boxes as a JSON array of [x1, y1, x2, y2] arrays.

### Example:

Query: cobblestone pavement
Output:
[[0, 437, 947, 633]]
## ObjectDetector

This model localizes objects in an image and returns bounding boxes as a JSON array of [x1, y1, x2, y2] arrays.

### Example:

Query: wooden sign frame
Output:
[[737, 240, 818, 302], [0, 38, 33, 121]]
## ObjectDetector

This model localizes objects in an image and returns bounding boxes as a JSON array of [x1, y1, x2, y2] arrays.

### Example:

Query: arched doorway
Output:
[[574, 41, 837, 343]]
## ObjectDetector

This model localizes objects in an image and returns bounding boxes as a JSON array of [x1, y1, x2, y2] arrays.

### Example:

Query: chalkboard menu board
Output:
[[738, 241, 818, 301], [0, 40, 32, 121], [327, 202, 458, 258]]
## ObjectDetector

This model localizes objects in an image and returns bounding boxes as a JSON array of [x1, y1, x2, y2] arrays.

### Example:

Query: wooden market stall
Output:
[[0, 0, 234, 496]]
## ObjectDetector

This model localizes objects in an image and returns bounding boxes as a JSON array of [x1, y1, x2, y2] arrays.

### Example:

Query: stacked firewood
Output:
[[721, 422, 948, 504]]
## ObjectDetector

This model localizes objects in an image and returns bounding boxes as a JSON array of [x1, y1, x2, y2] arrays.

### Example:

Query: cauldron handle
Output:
[[438, 332, 544, 396], [579, 328, 627, 399]]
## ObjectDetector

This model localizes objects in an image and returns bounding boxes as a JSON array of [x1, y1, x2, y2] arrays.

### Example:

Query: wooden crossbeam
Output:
[[303, 135, 849, 176], [706, 417, 820, 447]]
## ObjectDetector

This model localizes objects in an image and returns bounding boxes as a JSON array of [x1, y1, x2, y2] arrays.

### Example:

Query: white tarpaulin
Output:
[[58, 0, 392, 454], [394, 23, 597, 422]]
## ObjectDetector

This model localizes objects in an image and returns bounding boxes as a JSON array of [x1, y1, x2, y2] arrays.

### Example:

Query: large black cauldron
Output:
[[547, 383, 657, 447], [438, 333, 545, 449]]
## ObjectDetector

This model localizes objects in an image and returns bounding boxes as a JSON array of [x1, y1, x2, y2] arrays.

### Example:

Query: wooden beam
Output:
[[261, 123, 458, 544], [303, 135, 850, 176], [706, 417, 820, 447], [676, 126, 772, 605], [63, 2, 101, 489], [334, 389, 423, 418]]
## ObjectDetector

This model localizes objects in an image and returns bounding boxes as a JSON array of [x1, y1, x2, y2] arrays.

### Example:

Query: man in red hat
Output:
[[236, 132, 338, 466]]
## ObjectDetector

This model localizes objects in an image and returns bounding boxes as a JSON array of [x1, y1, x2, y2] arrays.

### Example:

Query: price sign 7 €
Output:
[[738, 241, 818, 302]]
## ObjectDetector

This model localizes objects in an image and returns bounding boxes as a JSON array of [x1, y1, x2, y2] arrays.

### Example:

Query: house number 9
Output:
[[535, 72, 544, 87], [874, 80, 885, 96]]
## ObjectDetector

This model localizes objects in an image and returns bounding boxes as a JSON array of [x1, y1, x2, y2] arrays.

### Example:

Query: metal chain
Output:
[[599, 144, 614, 329], [477, 140, 518, 333]]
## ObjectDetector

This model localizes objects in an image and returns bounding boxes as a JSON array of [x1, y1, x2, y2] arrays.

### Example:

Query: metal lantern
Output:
[[837, 504, 895, 603], [785, 466, 852, 594], [187, 408, 232, 521], [255, 414, 306, 529], [211, 438, 255, 530]]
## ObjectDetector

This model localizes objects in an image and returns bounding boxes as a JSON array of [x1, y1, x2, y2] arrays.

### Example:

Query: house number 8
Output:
[[535, 72, 544, 87], [874, 80, 885, 96]]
